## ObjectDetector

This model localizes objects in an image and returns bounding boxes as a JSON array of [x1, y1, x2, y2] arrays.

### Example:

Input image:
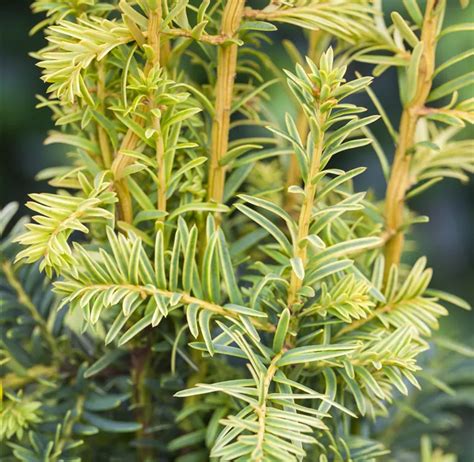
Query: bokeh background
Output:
[[1, 0, 473, 459]]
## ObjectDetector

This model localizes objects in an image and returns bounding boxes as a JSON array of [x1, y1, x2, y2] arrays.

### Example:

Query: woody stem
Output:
[[383, 0, 443, 280]]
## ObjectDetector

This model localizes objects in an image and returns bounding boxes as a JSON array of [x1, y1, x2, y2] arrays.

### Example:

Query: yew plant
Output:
[[1, 0, 473, 461]]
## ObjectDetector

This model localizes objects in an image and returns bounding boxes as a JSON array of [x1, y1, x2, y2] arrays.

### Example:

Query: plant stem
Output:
[[148, 4, 167, 216], [111, 5, 163, 224], [154, 115, 167, 214], [334, 304, 392, 338], [128, 9, 162, 460], [97, 61, 112, 168], [2, 365, 57, 389], [383, 0, 443, 280], [112, 128, 142, 223], [287, 115, 325, 308], [75, 283, 275, 332], [285, 30, 323, 212], [51, 395, 85, 462], [164, 28, 227, 44], [147, 4, 161, 70], [253, 352, 282, 461], [1, 261, 60, 361], [334, 289, 431, 338], [285, 108, 309, 212], [207, 0, 245, 204]]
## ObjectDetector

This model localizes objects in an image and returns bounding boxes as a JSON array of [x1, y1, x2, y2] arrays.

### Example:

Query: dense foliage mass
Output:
[[1, 0, 473, 461]]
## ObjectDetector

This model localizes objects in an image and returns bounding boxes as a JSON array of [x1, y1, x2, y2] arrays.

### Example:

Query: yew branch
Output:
[[383, 0, 443, 279], [207, 0, 245, 205]]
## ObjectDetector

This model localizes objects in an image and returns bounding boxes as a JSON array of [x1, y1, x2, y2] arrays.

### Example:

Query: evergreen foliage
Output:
[[1, 0, 473, 461]]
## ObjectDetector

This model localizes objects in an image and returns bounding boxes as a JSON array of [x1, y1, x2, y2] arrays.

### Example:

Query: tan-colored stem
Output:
[[74, 283, 275, 332], [111, 5, 162, 224], [154, 115, 166, 215], [335, 282, 443, 338], [2, 365, 57, 389], [418, 106, 473, 122], [207, 0, 245, 204], [97, 61, 112, 168], [165, 28, 228, 45], [147, 4, 162, 70], [287, 116, 325, 308], [148, 4, 167, 216], [160, 35, 171, 67], [132, 8, 161, 444], [383, 0, 442, 279], [112, 127, 143, 223], [135, 9, 163, 443], [334, 304, 392, 338], [114, 12, 162, 457]]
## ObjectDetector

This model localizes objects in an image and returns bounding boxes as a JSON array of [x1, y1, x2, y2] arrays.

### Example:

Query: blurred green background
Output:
[[0, 0, 472, 459]]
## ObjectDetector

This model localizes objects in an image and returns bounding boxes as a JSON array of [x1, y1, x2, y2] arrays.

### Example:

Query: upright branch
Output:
[[111, 3, 163, 224], [383, 0, 443, 277], [207, 0, 245, 204], [273, 50, 378, 312], [112, 128, 143, 224], [154, 112, 166, 215], [125, 4, 163, 458], [285, 30, 324, 211], [147, 2, 162, 70], [287, 117, 325, 308], [148, 3, 167, 215], [252, 352, 282, 460], [279, 50, 377, 333], [97, 61, 112, 168]]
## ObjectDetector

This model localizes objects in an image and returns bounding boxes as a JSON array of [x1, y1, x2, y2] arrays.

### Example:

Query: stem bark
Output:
[[111, 4, 162, 223], [383, 0, 442, 279], [207, 0, 245, 204]]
